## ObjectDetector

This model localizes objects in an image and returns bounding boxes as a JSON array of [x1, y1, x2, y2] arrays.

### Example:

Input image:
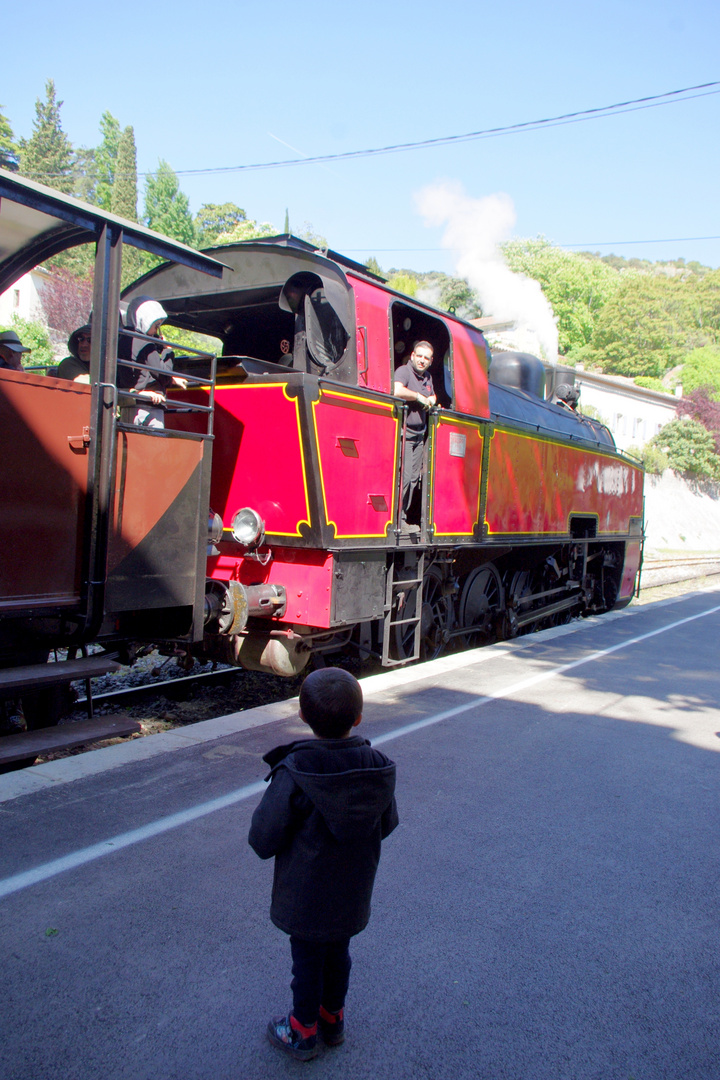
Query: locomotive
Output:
[[0, 169, 643, 732], [125, 235, 644, 676]]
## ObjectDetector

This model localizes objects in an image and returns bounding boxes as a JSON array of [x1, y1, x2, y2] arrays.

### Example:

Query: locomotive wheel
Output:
[[458, 564, 503, 648], [392, 565, 451, 663], [504, 569, 537, 637]]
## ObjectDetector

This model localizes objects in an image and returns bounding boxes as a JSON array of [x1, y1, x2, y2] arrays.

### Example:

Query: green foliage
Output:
[[650, 418, 720, 479], [587, 274, 698, 377], [215, 218, 277, 243], [48, 242, 96, 280], [95, 112, 121, 210], [1, 316, 54, 367], [437, 275, 480, 318], [195, 203, 247, 247], [144, 160, 195, 246], [386, 272, 419, 298], [503, 238, 619, 354], [72, 146, 97, 203], [19, 80, 74, 194], [300, 222, 329, 250], [634, 443, 669, 474], [364, 257, 383, 278], [0, 104, 19, 170], [112, 126, 138, 222], [634, 376, 668, 392], [678, 346, 720, 398], [163, 324, 222, 354]]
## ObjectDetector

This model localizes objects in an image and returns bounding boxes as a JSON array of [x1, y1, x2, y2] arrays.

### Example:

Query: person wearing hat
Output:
[[0, 329, 31, 371], [56, 324, 92, 383]]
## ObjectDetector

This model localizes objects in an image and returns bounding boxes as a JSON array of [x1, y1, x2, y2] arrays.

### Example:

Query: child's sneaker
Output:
[[266, 1014, 318, 1060], [318, 1005, 345, 1046]]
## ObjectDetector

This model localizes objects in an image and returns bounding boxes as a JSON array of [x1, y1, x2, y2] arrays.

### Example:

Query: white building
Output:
[[0, 267, 50, 326]]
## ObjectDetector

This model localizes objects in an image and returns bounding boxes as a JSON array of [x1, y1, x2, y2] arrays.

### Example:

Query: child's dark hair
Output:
[[299, 668, 363, 738]]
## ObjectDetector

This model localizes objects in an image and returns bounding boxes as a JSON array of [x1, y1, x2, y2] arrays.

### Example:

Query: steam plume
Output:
[[416, 181, 558, 362]]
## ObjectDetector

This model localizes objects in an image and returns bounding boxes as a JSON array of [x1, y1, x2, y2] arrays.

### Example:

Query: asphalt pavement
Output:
[[2, 587, 720, 1080]]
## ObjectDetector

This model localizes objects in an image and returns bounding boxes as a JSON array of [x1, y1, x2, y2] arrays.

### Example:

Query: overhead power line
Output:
[[344, 235, 720, 253], [162, 81, 720, 178]]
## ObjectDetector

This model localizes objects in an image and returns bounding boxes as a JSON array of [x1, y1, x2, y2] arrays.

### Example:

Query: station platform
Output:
[[2, 587, 720, 1080]]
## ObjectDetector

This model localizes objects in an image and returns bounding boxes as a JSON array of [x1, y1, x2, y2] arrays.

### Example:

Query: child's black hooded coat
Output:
[[249, 736, 398, 942]]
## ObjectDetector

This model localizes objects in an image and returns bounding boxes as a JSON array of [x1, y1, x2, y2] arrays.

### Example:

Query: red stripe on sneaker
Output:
[[290, 1015, 317, 1038]]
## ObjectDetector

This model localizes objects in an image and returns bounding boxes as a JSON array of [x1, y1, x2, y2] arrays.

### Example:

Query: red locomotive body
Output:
[[126, 236, 643, 674]]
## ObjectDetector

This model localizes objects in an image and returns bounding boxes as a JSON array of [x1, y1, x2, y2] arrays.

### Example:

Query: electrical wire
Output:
[[162, 81, 720, 178]]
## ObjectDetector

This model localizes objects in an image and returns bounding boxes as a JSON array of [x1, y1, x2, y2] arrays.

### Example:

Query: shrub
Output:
[[649, 418, 720, 480]]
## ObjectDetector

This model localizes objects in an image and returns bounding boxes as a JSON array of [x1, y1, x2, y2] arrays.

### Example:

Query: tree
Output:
[[0, 104, 19, 171], [72, 146, 97, 203], [587, 274, 693, 378], [194, 203, 247, 247], [41, 267, 93, 339], [677, 388, 720, 453], [95, 111, 121, 210], [386, 272, 419, 298], [19, 79, 74, 193], [678, 345, 720, 399], [112, 126, 138, 221], [364, 257, 383, 278], [143, 160, 195, 245], [649, 417, 720, 480], [503, 238, 619, 356], [215, 217, 277, 243]]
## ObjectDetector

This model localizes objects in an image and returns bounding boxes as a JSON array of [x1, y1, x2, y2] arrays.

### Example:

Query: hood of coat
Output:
[[266, 737, 396, 843], [67, 324, 91, 361]]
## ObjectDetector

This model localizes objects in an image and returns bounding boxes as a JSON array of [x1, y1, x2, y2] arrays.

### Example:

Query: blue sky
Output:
[[4, 0, 719, 275]]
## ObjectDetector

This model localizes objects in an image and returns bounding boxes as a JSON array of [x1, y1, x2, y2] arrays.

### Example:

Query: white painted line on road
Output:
[[0, 781, 264, 901], [1, 600, 719, 902]]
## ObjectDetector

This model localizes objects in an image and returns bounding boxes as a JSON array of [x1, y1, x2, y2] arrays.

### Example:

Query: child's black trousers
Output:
[[290, 936, 352, 1027]]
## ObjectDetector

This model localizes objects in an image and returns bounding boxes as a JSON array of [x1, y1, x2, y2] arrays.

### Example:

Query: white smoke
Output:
[[415, 181, 558, 363]]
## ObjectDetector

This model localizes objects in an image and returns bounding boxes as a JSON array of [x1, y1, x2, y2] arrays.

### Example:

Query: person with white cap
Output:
[[118, 296, 187, 428], [0, 329, 31, 371]]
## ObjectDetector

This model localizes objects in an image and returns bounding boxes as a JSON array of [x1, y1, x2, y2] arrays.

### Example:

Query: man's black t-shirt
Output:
[[394, 362, 435, 432]]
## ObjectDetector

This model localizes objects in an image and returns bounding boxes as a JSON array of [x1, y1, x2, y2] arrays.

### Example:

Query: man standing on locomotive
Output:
[[393, 341, 437, 531]]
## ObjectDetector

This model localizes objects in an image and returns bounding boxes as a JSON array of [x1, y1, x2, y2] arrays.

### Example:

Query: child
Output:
[[249, 667, 398, 1061]]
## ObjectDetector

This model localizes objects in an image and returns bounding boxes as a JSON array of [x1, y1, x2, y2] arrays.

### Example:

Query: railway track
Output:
[[640, 554, 720, 589], [68, 554, 720, 713], [6, 556, 718, 769]]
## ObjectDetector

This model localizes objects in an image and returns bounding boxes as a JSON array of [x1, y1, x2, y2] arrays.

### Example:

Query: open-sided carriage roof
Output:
[[0, 167, 225, 290]]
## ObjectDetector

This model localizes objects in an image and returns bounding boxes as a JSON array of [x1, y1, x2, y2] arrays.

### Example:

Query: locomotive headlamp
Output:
[[208, 511, 224, 546], [231, 507, 265, 548]]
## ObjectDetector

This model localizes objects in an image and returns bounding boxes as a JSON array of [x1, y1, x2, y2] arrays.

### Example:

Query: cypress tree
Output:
[[95, 111, 121, 210], [112, 127, 144, 287], [19, 79, 74, 193], [112, 126, 138, 221]]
